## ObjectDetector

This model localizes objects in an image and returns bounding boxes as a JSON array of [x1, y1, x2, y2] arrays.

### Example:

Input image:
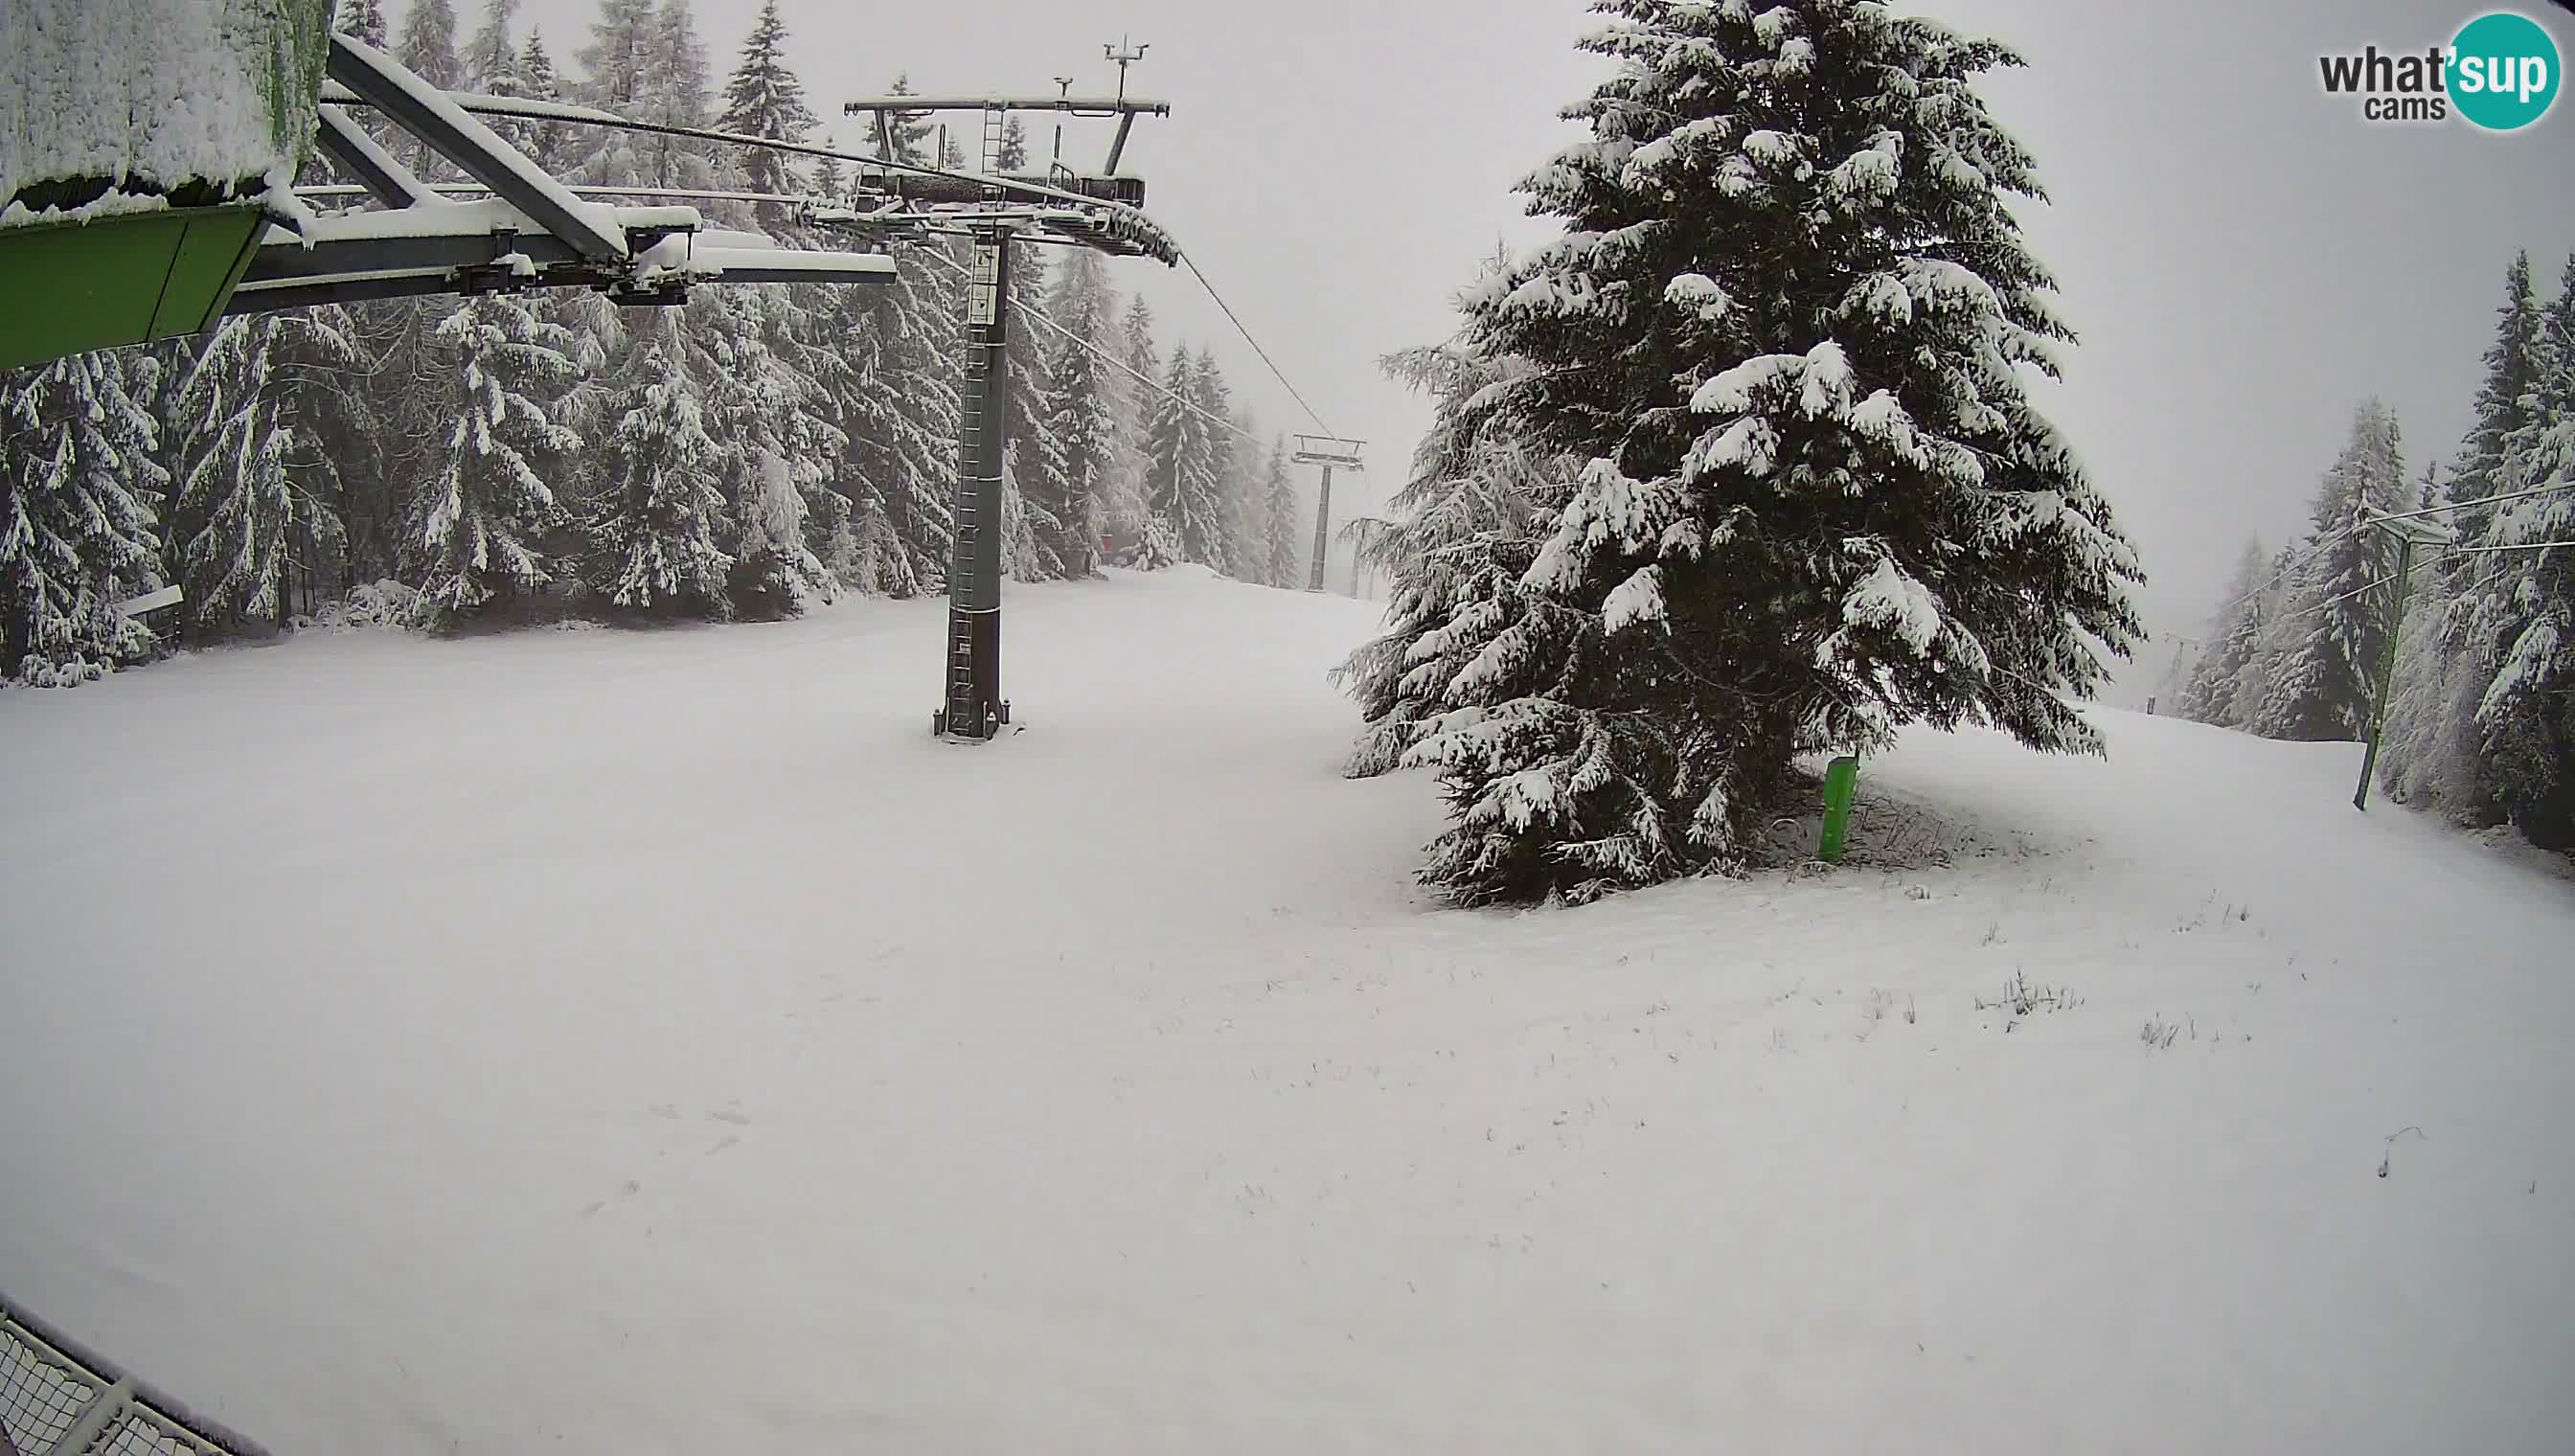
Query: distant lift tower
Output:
[[1292, 435, 1365, 593], [843, 59, 1172, 743]]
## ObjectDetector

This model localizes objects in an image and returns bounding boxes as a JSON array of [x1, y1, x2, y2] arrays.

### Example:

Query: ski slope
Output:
[[3, 567, 2571, 1455]]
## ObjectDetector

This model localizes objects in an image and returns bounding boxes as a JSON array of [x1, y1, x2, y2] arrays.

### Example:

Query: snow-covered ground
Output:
[[3, 567, 2571, 1455]]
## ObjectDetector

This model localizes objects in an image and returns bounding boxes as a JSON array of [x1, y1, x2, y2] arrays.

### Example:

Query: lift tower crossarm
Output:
[[326, 33, 628, 262], [839, 95, 1170, 117]]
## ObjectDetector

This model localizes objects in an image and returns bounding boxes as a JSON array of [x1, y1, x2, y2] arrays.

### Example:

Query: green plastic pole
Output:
[[1819, 755, 1859, 862], [2354, 535, 2414, 812]]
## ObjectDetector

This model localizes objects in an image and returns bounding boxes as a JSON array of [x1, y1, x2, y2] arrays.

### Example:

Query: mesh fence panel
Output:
[[95, 1409, 212, 1456], [1, 1333, 101, 1455], [0, 1301, 269, 1456]]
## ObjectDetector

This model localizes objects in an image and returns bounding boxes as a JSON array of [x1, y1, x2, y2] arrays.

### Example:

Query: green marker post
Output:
[[1819, 755, 1859, 863]]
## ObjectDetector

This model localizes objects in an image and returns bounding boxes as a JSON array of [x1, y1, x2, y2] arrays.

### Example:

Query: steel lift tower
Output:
[[843, 61, 1173, 743], [1291, 435, 1367, 593]]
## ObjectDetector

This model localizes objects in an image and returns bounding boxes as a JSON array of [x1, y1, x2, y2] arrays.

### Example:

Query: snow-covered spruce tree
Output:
[[1106, 294, 1161, 552], [1128, 515, 1183, 572], [396, 0, 464, 177], [635, 0, 724, 193], [1002, 250, 1071, 581], [399, 0, 464, 87], [1334, 329, 1581, 776], [2253, 401, 2408, 741], [2229, 542, 2301, 727], [1145, 348, 1213, 562], [1226, 406, 1271, 578], [687, 284, 839, 617], [338, 0, 388, 48], [717, 0, 814, 235], [875, 239, 964, 586], [786, 268, 873, 585], [712, 5, 841, 581], [800, 232, 919, 600], [1262, 435, 1302, 587], [2445, 252, 2548, 588], [516, 30, 570, 171], [2174, 537, 2269, 727], [414, 290, 582, 626], [1148, 348, 1204, 554], [0, 353, 168, 684], [731, 444, 832, 619], [571, 0, 657, 186], [2463, 255, 2575, 848], [1396, 0, 2142, 904], [807, 244, 931, 597], [580, 308, 731, 618], [171, 314, 359, 634], [465, 0, 520, 90], [1044, 249, 1122, 576], [1188, 350, 1242, 572]]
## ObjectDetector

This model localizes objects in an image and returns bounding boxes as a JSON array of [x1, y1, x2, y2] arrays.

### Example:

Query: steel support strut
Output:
[[1306, 464, 1334, 593], [940, 228, 1013, 739]]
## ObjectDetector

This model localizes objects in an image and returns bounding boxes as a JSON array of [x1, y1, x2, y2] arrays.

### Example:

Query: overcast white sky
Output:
[[508, 0, 2572, 697]]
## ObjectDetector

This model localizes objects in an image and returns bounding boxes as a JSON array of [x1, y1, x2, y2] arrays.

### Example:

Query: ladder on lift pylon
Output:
[[980, 105, 1008, 178]]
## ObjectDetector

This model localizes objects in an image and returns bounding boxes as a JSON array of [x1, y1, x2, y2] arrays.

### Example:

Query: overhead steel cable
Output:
[[915, 242, 1265, 449]]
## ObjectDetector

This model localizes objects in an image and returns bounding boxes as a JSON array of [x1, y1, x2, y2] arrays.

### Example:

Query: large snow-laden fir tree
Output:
[[0, 353, 168, 684], [337, 0, 388, 47], [2174, 537, 2269, 728], [685, 284, 839, 617], [1389, 0, 2142, 904], [514, 28, 571, 171], [571, 0, 696, 190], [2253, 401, 2409, 742], [866, 237, 964, 587], [395, 0, 464, 177], [1225, 406, 1270, 580], [171, 313, 365, 634], [1262, 435, 1303, 588], [464, 0, 520, 91], [1335, 319, 1583, 775], [1045, 249, 1123, 577], [398, 0, 464, 89], [1001, 249, 1073, 582], [459, 0, 529, 157], [2381, 257, 2556, 820], [1188, 350, 1242, 572], [2444, 253, 2548, 588], [581, 308, 731, 618], [1106, 294, 1161, 553], [717, 0, 814, 234], [2460, 255, 2575, 848], [414, 289, 583, 626], [1146, 348, 1233, 568]]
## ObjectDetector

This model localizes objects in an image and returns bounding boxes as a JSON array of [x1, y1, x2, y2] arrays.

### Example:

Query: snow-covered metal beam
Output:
[[839, 94, 1170, 116], [228, 272, 483, 313], [687, 247, 896, 285], [326, 33, 627, 262], [312, 105, 431, 211], [229, 203, 894, 317]]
